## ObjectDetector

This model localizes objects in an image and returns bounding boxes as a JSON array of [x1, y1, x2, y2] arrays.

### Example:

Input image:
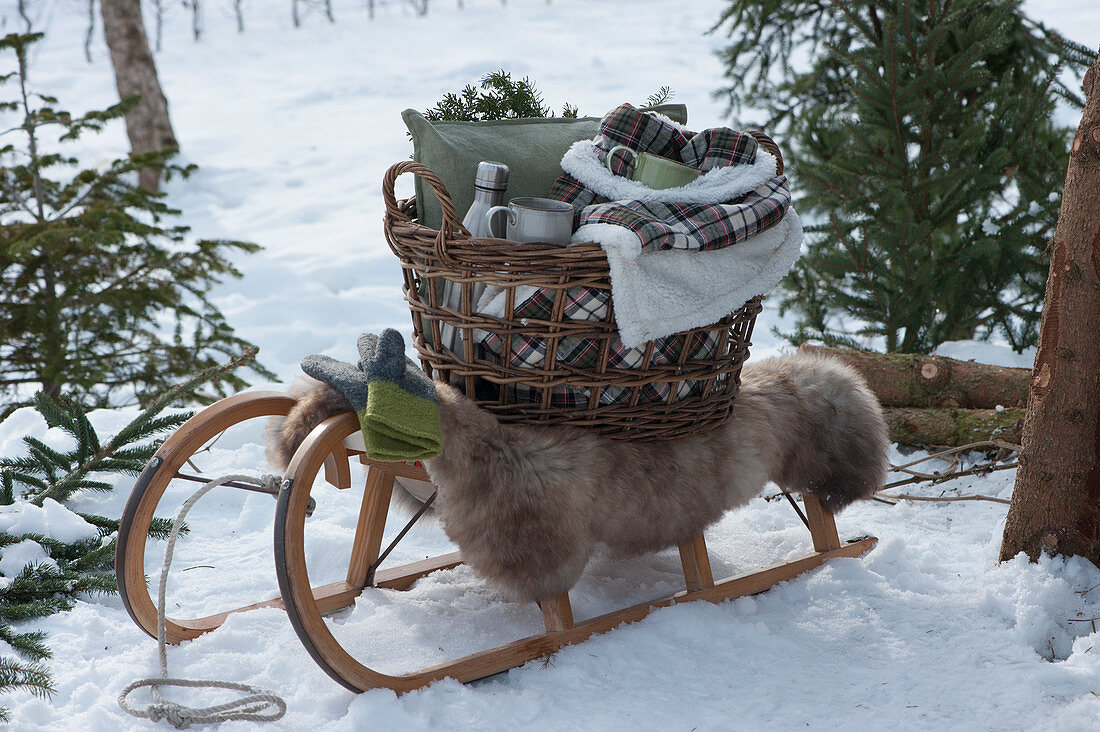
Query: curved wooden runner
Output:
[[115, 391, 298, 643], [116, 392, 876, 691], [272, 412, 876, 693]]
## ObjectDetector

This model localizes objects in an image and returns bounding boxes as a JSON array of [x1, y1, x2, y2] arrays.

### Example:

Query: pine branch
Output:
[[0, 656, 55, 699]]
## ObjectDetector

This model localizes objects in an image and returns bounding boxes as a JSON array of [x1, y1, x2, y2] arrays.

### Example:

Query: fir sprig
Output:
[[424, 71, 674, 123], [0, 346, 257, 506], [425, 70, 573, 121], [0, 347, 253, 714], [0, 657, 54, 720]]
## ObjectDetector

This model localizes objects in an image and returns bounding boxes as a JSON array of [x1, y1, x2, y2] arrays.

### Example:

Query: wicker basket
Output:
[[382, 136, 782, 441]]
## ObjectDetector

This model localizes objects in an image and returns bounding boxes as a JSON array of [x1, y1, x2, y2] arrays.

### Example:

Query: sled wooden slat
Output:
[[135, 553, 465, 643], [540, 593, 575, 632], [375, 551, 464, 590], [803, 494, 842, 551], [346, 464, 395, 587], [175, 581, 366, 638], [678, 534, 715, 591], [323, 443, 352, 489]]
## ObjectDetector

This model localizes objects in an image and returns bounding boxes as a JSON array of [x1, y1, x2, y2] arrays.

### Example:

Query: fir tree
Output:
[[0, 348, 253, 717], [712, 0, 1094, 352], [0, 32, 273, 422]]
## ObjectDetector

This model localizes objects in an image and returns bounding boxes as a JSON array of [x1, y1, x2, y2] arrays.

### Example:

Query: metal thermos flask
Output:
[[439, 161, 509, 354]]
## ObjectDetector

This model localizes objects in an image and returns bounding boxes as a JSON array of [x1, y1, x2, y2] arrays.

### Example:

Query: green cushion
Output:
[[402, 104, 688, 230]]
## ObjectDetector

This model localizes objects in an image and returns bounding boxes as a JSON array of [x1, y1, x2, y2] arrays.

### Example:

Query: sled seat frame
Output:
[[115, 391, 876, 694]]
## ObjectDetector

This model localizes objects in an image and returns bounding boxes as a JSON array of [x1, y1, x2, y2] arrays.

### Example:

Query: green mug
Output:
[[606, 144, 701, 190]]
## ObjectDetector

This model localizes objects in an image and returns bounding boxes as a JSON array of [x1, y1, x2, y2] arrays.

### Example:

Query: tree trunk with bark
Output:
[[1000, 53, 1100, 566], [798, 344, 1029, 408], [100, 0, 177, 192]]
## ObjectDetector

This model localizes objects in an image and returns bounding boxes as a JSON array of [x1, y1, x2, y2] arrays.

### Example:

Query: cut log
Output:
[[798, 344, 1029, 409], [883, 407, 1024, 448]]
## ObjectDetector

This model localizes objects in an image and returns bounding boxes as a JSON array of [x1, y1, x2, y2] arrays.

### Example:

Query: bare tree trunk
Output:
[[234, 0, 244, 32], [100, 0, 178, 192], [85, 0, 96, 63], [152, 0, 164, 51], [1000, 52, 1100, 566], [18, 0, 33, 32], [187, 0, 202, 41]]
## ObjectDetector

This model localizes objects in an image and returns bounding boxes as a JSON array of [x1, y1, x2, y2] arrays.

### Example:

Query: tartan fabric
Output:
[[596, 104, 694, 169], [549, 103, 790, 254], [478, 283, 723, 407], [548, 170, 606, 222], [576, 177, 790, 252], [482, 321, 722, 408]]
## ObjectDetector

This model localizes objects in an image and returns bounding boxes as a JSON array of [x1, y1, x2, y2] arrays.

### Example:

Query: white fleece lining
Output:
[[592, 209, 802, 347], [559, 139, 779, 206]]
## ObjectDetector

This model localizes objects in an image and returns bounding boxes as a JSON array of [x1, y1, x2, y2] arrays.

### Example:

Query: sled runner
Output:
[[116, 149, 877, 693], [115, 393, 875, 692]]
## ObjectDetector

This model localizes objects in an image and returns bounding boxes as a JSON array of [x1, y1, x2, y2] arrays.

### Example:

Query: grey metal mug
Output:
[[485, 197, 574, 244]]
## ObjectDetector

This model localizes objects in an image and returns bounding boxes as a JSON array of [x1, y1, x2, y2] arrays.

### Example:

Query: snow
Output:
[[2, 0, 1100, 729], [0, 540, 57, 577], [0, 499, 100, 546]]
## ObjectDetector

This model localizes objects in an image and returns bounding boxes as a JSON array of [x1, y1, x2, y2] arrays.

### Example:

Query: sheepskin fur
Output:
[[267, 353, 888, 603], [264, 375, 352, 472]]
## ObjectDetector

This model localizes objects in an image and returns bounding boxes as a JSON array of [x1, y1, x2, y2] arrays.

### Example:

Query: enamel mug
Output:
[[485, 197, 574, 244], [606, 144, 701, 189]]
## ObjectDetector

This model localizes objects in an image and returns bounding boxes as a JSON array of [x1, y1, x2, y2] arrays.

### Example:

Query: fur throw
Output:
[[267, 353, 888, 603]]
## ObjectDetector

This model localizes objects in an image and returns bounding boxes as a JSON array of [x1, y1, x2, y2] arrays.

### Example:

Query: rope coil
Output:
[[118, 473, 288, 728]]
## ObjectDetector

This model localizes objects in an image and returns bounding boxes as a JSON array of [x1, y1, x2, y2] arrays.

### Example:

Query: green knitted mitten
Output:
[[301, 329, 441, 462]]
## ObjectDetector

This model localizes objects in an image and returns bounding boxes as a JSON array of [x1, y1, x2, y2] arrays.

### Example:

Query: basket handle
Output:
[[383, 161, 470, 267], [747, 131, 784, 176]]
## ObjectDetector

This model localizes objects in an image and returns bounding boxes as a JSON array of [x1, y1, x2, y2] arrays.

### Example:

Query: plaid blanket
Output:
[[475, 104, 797, 409], [476, 284, 721, 408], [548, 104, 791, 255]]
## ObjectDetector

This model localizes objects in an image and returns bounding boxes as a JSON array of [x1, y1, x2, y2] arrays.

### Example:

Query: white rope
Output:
[[118, 474, 288, 728]]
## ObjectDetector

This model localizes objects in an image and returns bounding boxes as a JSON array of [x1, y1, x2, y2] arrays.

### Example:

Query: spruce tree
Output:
[[713, 0, 1094, 352], [0, 349, 253, 717], [0, 32, 272, 422]]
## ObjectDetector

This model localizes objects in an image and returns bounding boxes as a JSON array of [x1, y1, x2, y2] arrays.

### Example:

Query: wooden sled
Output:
[[116, 390, 877, 693]]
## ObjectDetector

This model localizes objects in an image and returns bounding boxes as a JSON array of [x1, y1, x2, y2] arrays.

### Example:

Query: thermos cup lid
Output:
[[475, 161, 510, 190]]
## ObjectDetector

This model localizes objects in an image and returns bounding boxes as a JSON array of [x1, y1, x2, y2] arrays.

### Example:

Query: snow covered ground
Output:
[[2, 0, 1100, 729]]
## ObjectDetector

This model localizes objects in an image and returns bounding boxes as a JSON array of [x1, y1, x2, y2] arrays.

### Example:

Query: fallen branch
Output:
[[876, 491, 1011, 505], [874, 439, 1019, 505]]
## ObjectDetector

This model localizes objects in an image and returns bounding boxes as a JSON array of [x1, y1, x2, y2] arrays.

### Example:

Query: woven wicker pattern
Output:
[[382, 134, 781, 440]]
